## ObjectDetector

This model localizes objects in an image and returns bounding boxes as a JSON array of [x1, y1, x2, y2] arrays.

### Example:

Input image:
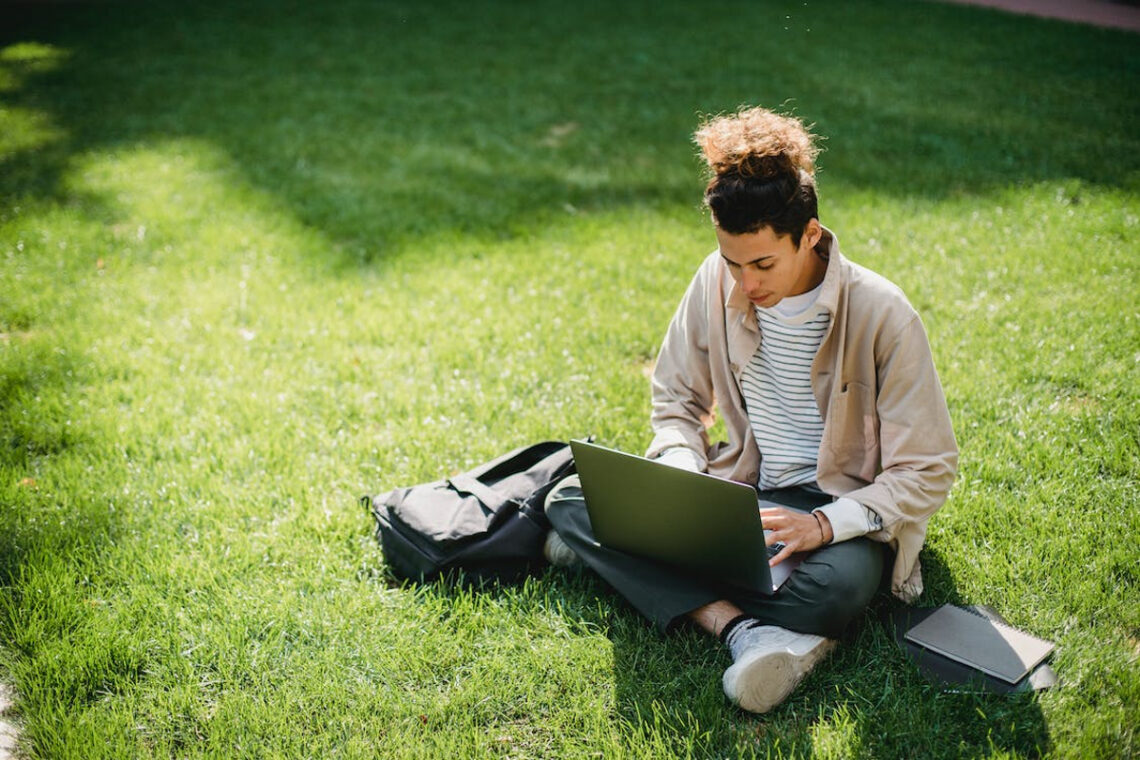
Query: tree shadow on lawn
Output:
[[600, 546, 1052, 757], [416, 544, 1051, 757], [0, 336, 154, 722], [3, 0, 1138, 273], [0, 336, 125, 589]]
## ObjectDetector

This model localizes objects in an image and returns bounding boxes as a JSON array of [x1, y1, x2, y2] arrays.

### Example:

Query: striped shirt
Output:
[[742, 284, 830, 490]]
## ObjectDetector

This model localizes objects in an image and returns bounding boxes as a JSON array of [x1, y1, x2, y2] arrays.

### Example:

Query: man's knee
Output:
[[825, 537, 882, 590], [545, 474, 582, 513], [781, 539, 883, 636], [823, 539, 883, 625], [544, 474, 587, 538]]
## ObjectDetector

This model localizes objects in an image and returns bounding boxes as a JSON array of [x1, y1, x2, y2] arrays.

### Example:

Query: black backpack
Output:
[[363, 441, 577, 583]]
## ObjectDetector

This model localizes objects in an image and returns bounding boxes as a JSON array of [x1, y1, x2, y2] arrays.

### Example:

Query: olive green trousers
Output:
[[545, 474, 884, 637]]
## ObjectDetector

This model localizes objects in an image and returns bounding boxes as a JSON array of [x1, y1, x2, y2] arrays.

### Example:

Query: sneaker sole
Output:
[[723, 639, 837, 713]]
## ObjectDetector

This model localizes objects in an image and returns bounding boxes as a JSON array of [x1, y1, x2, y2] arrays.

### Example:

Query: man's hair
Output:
[[694, 106, 821, 245]]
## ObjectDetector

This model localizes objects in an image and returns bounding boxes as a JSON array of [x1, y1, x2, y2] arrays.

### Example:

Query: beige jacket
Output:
[[647, 227, 958, 601]]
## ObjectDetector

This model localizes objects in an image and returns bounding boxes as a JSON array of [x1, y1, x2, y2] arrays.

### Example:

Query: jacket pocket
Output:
[[824, 381, 880, 481]]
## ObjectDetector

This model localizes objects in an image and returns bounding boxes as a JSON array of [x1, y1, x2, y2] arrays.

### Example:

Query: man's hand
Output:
[[760, 506, 833, 566]]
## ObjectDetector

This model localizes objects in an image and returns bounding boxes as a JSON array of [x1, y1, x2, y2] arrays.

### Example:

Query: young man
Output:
[[545, 106, 958, 713]]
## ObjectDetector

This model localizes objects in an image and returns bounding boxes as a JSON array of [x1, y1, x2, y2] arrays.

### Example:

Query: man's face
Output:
[[715, 220, 824, 308]]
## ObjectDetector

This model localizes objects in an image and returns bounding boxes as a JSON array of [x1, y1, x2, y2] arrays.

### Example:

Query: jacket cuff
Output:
[[814, 497, 881, 543], [653, 446, 705, 472], [646, 427, 708, 467]]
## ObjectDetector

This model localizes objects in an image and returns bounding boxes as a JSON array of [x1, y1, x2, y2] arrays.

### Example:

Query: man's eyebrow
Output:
[[721, 253, 773, 266]]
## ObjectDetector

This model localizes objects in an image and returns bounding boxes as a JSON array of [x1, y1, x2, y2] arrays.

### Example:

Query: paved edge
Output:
[[934, 0, 1140, 32], [0, 683, 18, 760]]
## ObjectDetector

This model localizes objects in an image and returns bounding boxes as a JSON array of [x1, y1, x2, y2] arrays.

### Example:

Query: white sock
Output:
[[722, 616, 764, 660]]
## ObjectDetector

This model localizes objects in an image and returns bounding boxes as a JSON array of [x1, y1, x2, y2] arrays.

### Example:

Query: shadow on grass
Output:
[[2, 0, 1138, 272], [826, 547, 1053, 759], [403, 544, 1051, 757], [0, 337, 121, 588], [601, 547, 1052, 757]]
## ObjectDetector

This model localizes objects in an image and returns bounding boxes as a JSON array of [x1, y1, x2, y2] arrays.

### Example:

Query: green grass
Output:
[[1, 0, 1137, 757]]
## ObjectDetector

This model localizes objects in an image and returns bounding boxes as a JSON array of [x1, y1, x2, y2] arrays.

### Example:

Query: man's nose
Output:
[[741, 266, 761, 293]]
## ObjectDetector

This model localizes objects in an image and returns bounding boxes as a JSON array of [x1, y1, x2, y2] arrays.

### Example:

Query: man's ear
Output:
[[804, 218, 823, 249]]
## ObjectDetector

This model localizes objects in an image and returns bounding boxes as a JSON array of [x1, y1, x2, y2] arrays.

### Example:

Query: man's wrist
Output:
[[812, 510, 833, 544], [815, 498, 874, 543]]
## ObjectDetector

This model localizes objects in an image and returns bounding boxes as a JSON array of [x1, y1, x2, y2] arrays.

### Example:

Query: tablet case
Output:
[[886, 604, 1058, 694]]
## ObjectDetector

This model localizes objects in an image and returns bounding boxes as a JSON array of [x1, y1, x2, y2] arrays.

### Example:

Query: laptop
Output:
[[569, 439, 806, 593]]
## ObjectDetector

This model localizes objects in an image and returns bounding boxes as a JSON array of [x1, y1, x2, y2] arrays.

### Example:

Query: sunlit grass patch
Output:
[[0, 0, 1137, 757]]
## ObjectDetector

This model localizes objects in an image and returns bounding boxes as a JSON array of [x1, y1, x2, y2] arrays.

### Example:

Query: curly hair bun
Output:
[[695, 106, 818, 178]]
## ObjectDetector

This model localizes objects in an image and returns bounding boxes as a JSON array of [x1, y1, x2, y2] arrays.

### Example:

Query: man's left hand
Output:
[[760, 506, 833, 566]]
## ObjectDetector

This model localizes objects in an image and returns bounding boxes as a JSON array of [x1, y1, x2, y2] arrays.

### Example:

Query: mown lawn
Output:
[[1, 0, 1137, 757]]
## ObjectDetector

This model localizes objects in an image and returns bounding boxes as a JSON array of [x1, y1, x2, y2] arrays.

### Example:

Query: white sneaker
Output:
[[543, 530, 581, 567], [722, 625, 836, 713]]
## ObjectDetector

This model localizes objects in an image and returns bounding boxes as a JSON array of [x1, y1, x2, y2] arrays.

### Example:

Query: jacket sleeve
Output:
[[845, 314, 958, 542], [645, 258, 719, 470]]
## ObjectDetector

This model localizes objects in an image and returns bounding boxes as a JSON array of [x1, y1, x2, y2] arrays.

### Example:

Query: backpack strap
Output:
[[448, 474, 515, 514]]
